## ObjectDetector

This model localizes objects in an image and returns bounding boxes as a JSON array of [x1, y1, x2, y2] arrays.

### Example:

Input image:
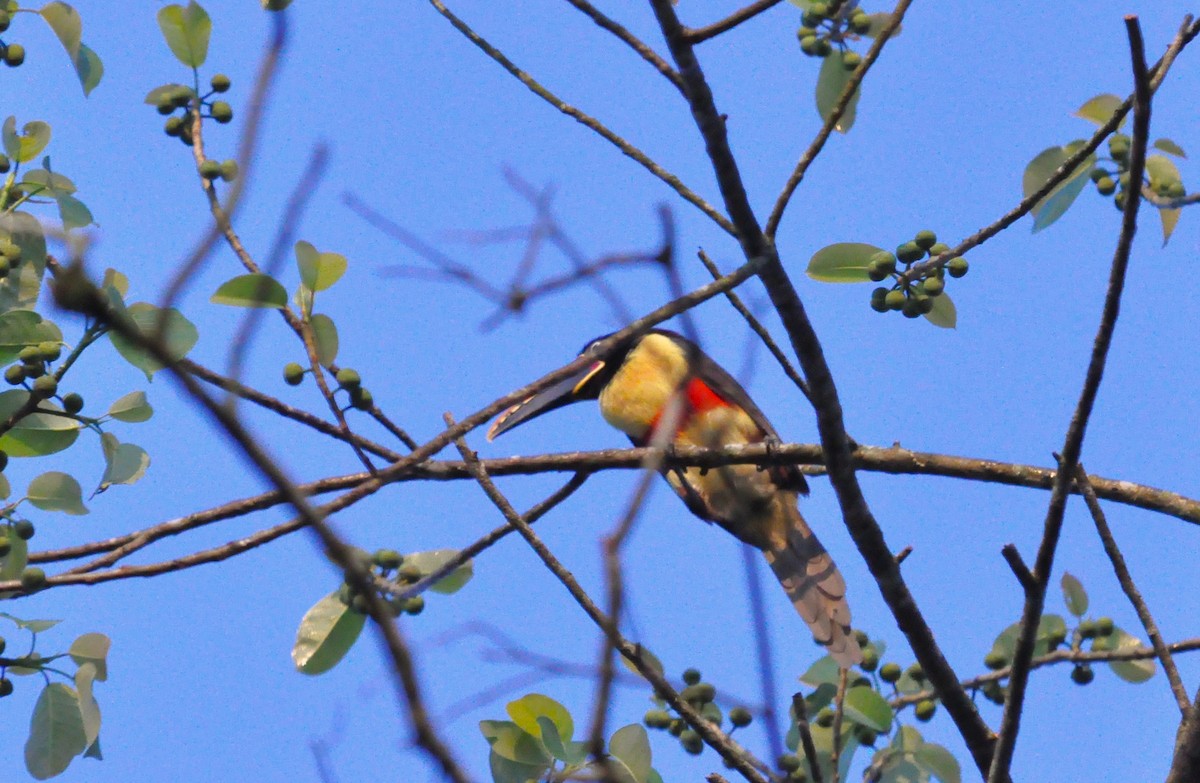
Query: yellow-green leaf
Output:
[[2, 117, 52, 164], [507, 693, 573, 743], [39, 2, 81, 59], [292, 591, 366, 675], [815, 52, 859, 133], [24, 683, 87, 780], [27, 471, 88, 515], [68, 633, 110, 681], [295, 240, 348, 292], [806, 242, 883, 283], [108, 303, 199, 380], [157, 1, 211, 68], [924, 291, 956, 329], [309, 313, 338, 367], [1074, 94, 1124, 128], [211, 274, 288, 309]]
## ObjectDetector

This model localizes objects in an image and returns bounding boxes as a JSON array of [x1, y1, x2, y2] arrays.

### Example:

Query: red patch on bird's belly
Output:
[[685, 377, 727, 412]]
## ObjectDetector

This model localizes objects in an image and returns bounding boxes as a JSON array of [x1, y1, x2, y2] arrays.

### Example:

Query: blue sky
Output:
[[5, 1, 1200, 781]]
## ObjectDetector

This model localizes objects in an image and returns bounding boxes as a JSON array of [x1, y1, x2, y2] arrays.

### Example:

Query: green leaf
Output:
[[21, 169, 77, 196], [507, 693, 573, 743], [923, 291, 956, 329], [0, 390, 80, 457], [609, 724, 652, 783], [144, 83, 194, 106], [3, 117, 52, 164], [0, 473, 10, 500], [109, 303, 199, 380], [157, 1, 211, 68], [55, 194, 94, 231], [1096, 628, 1156, 683], [0, 612, 59, 632], [24, 683, 88, 780], [480, 720, 550, 765], [39, 2, 82, 60], [843, 685, 893, 733], [295, 240, 348, 292], [805, 682, 838, 714], [292, 591, 367, 675], [68, 632, 110, 681], [1060, 572, 1088, 617], [102, 268, 128, 299], [1074, 94, 1125, 128], [815, 52, 860, 133], [806, 243, 882, 283], [0, 536, 29, 597], [0, 310, 63, 366], [309, 313, 338, 367], [211, 273, 288, 309], [1023, 144, 1095, 231], [0, 212, 49, 314], [914, 743, 961, 783], [1146, 154, 1182, 188], [799, 654, 842, 686], [27, 471, 88, 515], [863, 13, 902, 39], [537, 716, 587, 764], [1160, 207, 1181, 247], [404, 549, 473, 594], [98, 432, 150, 491], [74, 663, 101, 747], [72, 43, 103, 97], [107, 391, 153, 423], [619, 645, 664, 680], [991, 615, 1068, 661], [1154, 138, 1187, 158], [487, 749, 548, 783]]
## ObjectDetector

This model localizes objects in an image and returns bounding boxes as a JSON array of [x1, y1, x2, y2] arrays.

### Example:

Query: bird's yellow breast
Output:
[[598, 333, 689, 439]]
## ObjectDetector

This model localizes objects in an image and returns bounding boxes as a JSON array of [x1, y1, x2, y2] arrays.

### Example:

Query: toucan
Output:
[[487, 329, 862, 667]]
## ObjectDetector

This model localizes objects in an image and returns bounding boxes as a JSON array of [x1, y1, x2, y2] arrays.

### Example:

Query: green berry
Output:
[[210, 73, 232, 93], [3, 365, 22, 385], [797, 26, 817, 39], [914, 229, 938, 250], [20, 567, 46, 590], [870, 287, 889, 313], [0, 154, 8, 174], [683, 682, 716, 703], [404, 595, 426, 615], [849, 11, 871, 34], [38, 342, 61, 362], [815, 39, 832, 57], [1089, 167, 1108, 183], [0, 11, 10, 32], [922, 276, 944, 296], [0, 536, 9, 556], [1114, 190, 1128, 210], [211, 101, 234, 123], [644, 709, 672, 729], [799, 35, 820, 56], [867, 260, 889, 282], [3, 43, 25, 67], [336, 368, 361, 388], [902, 297, 922, 318], [351, 594, 370, 614], [928, 242, 951, 257], [350, 386, 374, 410], [171, 87, 194, 108], [880, 662, 902, 682], [682, 667, 701, 685], [157, 99, 176, 116], [809, 2, 829, 17], [680, 729, 703, 755], [283, 362, 305, 386], [1096, 617, 1114, 636], [779, 754, 802, 772], [0, 242, 18, 261], [13, 520, 34, 540], [896, 241, 923, 263], [219, 159, 239, 182], [854, 726, 878, 746], [906, 663, 926, 682], [982, 681, 1005, 704], [860, 646, 879, 672], [199, 159, 222, 180], [398, 562, 423, 583], [1096, 176, 1116, 196], [802, 9, 824, 27], [164, 116, 185, 137], [372, 549, 403, 569], [729, 706, 752, 727], [984, 650, 1008, 670], [815, 708, 835, 728], [24, 363, 44, 379], [870, 250, 897, 274], [1108, 134, 1130, 159], [0, 678, 12, 697], [914, 699, 936, 721], [62, 392, 84, 414], [884, 289, 906, 311], [1071, 664, 1094, 685], [1168, 181, 1186, 199], [667, 719, 684, 737], [18, 345, 40, 364], [1078, 620, 1097, 639], [947, 257, 969, 278], [31, 375, 56, 397], [842, 50, 862, 71]]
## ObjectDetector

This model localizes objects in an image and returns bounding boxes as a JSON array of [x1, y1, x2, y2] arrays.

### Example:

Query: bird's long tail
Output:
[[764, 506, 861, 668]]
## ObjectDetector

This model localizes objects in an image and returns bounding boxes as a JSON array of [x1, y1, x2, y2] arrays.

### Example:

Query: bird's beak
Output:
[[487, 360, 606, 441]]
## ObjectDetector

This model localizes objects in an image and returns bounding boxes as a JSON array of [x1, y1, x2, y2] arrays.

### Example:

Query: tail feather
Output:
[[765, 508, 861, 668]]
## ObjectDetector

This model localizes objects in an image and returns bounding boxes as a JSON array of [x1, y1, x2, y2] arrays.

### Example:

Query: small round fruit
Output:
[[842, 51, 862, 71], [906, 663, 926, 682], [644, 709, 672, 729], [730, 707, 753, 727], [982, 681, 1005, 704], [928, 242, 951, 257], [815, 39, 832, 57], [880, 662, 902, 683], [38, 342, 61, 362], [350, 387, 374, 410], [896, 241, 923, 263], [884, 289, 906, 311], [914, 699, 937, 721], [336, 368, 361, 388], [680, 729, 703, 755], [802, 9, 824, 27], [211, 101, 234, 123], [404, 595, 426, 615], [373, 549, 403, 569], [799, 35, 820, 56], [914, 230, 937, 250], [62, 392, 84, 414], [902, 297, 922, 318], [210, 73, 232, 93], [18, 345, 40, 364], [0, 678, 12, 698], [1071, 664, 1094, 685], [1168, 181, 1186, 199], [916, 294, 934, 314], [4, 43, 26, 67], [867, 261, 889, 282], [1108, 134, 1130, 158], [219, 159, 239, 182], [14, 520, 35, 540], [984, 650, 1008, 670], [683, 682, 716, 703], [351, 594, 371, 614], [0, 635, 5, 654], [0, 11, 10, 32], [667, 719, 684, 737], [1078, 620, 1097, 639], [947, 257, 969, 278], [815, 708, 835, 728], [3, 365, 23, 385], [156, 98, 176, 116], [1089, 167, 1108, 183], [20, 567, 46, 590], [164, 116, 185, 137], [854, 726, 878, 746], [860, 646, 879, 672], [849, 11, 871, 33], [1114, 190, 1128, 210], [172, 87, 193, 108], [283, 362, 305, 386], [779, 754, 802, 772], [796, 26, 817, 39], [199, 159, 222, 180], [1096, 176, 1116, 196], [922, 276, 944, 296], [1095, 617, 1114, 636], [31, 375, 57, 397], [870, 287, 889, 313], [398, 563, 423, 583], [870, 251, 897, 274]]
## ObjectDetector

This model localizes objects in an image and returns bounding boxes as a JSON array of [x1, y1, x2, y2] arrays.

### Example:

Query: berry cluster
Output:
[[337, 549, 426, 617], [1091, 133, 1187, 209], [867, 230, 968, 318], [0, 9, 24, 68], [151, 73, 234, 151], [879, 660, 938, 721], [284, 363, 372, 410], [643, 667, 753, 757], [0, 519, 43, 593], [797, 1, 871, 65]]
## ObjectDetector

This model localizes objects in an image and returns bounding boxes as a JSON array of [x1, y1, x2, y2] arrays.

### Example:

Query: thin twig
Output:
[[1075, 464, 1188, 714], [684, 0, 786, 44], [561, 0, 686, 94], [829, 668, 848, 783], [743, 545, 785, 766], [988, 18, 1152, 783], [1000, 544, 1036, 594], [791, 693, 824, 783]]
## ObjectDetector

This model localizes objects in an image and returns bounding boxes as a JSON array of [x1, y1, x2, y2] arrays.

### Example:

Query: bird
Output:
[[487, 329, 862, 667]]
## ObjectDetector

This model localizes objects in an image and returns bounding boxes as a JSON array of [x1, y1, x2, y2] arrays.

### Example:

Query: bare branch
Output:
[[684, 0, 786, 44], [791, 693, 824, 783], [561, 0, 686, 94]]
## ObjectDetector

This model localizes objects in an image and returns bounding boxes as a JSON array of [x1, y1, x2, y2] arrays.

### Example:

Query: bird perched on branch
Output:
[[488, 329, 862, 667]]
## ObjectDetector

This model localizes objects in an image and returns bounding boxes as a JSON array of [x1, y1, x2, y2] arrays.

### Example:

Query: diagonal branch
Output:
[[684, 0, 786, 44], [561, 0, 686, 94], [987, 18, 1152, 783]]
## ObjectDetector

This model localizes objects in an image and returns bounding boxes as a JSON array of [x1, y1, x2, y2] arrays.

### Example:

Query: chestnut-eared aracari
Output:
[[487, 330, 862, 667]]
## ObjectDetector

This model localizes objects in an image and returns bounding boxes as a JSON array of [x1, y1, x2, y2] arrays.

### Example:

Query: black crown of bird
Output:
[[487, 329, 862, 668]]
